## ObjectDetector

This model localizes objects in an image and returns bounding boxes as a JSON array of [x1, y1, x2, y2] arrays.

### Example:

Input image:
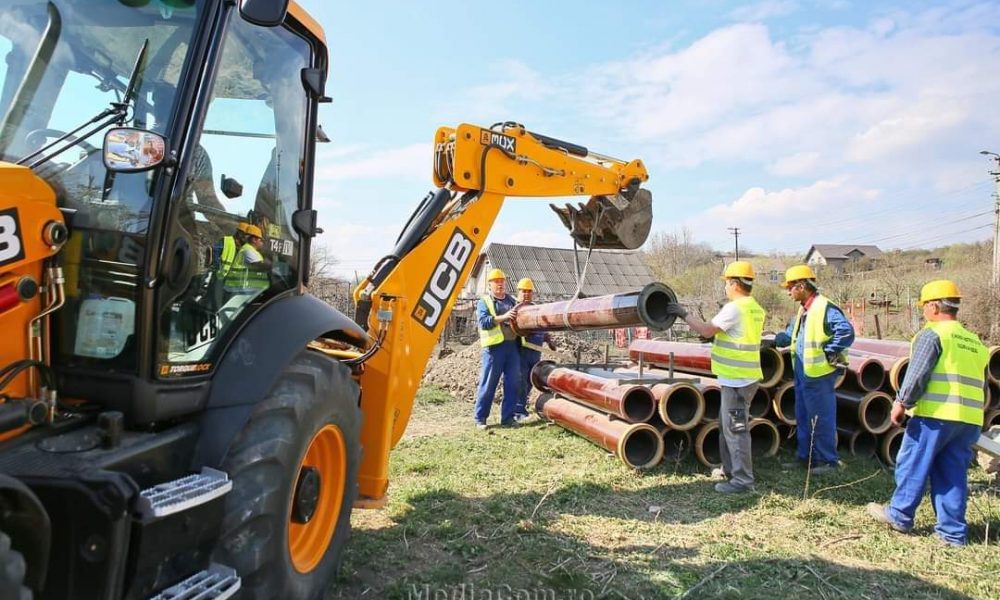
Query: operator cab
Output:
[[0, 0, 325, 419]]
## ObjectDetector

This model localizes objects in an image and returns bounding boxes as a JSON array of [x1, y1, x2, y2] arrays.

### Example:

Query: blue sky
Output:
[[300, 0, 1000, 278]]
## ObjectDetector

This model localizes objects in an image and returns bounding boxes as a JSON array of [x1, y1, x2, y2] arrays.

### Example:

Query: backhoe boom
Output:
[[353, 122, 654, 502]]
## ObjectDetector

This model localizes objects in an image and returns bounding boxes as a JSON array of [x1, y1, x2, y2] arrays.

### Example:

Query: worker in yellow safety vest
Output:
[[665, 261, 766, 494], [773, 265, 855, 475], [867, 280, 989, 546], [513, 278, 556, 422], [473, 268, 521, 429], [215, 222, 250, 280], [223, 224, 270, 294]]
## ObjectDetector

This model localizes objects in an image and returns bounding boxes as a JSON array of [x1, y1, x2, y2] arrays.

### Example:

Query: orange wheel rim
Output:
[[288, 424, 346, 573]]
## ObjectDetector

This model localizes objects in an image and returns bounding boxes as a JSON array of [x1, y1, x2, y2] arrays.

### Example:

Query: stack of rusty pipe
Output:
[[626, 339, 787, 468], [531, 361, 664, 469]]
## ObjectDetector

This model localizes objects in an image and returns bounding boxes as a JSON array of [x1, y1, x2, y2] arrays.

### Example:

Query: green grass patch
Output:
[[331, 387, 1000, 599]]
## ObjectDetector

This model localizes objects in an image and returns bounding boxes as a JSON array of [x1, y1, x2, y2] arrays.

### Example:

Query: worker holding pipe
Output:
[[664, 261, 765, 494], [774, 265, 855, 475], [513, 278, 556, 422], [867, 280, 989, 546], [474, 268, 522, 429]]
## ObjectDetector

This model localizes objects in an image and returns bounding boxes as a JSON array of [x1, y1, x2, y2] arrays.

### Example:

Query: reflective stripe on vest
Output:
[[479, 295, 506, 347], [223, 244, 269, 291], [521, 337, 545, 352], [911, 320, 988, 426], [217, 236, 237, 278], [791, 294, 837, 378], [711, 296, 765, 380]]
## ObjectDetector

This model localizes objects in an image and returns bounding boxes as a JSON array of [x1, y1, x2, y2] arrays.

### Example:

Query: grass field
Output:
[[330, 385, 1000, 600]]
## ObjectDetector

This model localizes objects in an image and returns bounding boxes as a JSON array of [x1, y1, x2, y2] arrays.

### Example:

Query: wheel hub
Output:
[[292, 466, 321, 524]]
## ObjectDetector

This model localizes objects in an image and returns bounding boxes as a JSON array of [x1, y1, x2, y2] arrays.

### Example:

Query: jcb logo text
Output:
[[412, 228, 474, 331]]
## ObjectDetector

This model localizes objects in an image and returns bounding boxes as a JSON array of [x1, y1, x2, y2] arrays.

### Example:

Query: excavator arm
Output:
[[350, 122, 654, 503]]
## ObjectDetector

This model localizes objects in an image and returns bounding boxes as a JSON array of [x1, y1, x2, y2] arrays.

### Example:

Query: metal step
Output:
[[137, 467, 232, 519], [148, 564, 241, 600]]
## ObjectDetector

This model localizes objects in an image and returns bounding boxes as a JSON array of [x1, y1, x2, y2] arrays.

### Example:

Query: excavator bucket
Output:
[[550, 187, 653, 250]]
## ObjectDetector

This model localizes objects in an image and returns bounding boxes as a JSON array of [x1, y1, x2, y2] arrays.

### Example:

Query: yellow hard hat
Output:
[[720, 261, 755, 281], [237, 222, 252, 234], [781, 264, 817, 288], [487, 268, 506, 281], [517, 277, 535, 291], [244, 224, 263, 239], [918, 279, 962, 306]]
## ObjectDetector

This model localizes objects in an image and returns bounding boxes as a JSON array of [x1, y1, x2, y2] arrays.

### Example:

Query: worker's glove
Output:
[[825, 351, 849, 368], [664, 302, 688, 319]]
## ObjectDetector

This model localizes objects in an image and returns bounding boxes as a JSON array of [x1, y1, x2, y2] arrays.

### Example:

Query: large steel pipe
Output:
[[648, 411, 693, 461], [696, 381, 721, 423], [749, 387, 771, 419], [990, 381, 1000, 411], [749, 418, 780, 457], [531, 361, 656, 422], [512, 282, 677, 334], [651, 382, 704, 431], [534, 394, 664, 469], [628, 340, 784, 387], [989, 346, 1000, 385], [843, 352, 887, 392], [837, 390, 894, 434], [852, 338, 910, 357], [837, 426, 878, 458], [770, 381, 796, 425], [693, 422, 721, 468], [984, 409, 1000, 432], [879, 427, 905, 467]]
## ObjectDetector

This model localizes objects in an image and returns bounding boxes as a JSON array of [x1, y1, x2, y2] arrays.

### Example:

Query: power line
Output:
[[728, 227, 741, 260], [898, 223, 993, 250], [837, 210, 993, 246], [822, 180, 989, 231]]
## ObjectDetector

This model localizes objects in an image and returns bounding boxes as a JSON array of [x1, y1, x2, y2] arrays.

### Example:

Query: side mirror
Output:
[[103, 128, 167, 173], [239, 0, 289, 27], [220, 175, 244, 199]]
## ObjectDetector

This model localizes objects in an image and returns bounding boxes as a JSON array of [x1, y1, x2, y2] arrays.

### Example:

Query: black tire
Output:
[[213, 351, 361, 600], [0, 532, 31, 600]]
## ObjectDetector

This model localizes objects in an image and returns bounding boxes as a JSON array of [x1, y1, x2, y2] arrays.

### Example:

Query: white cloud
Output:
[[729, 1, 800, 22], [681, 177, 881, 251], [315, 143, 427, 181], [769, 151, 822, 176]]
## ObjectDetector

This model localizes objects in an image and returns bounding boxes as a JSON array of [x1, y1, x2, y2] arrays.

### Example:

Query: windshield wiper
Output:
[[18, 39, 149, 170]]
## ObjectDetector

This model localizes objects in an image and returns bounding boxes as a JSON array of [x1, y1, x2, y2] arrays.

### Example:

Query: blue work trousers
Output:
[[474, 341, 521, 424], [793, 358, 839, 465], [517, 348, 542, 416], [886, 416, 980, 545]]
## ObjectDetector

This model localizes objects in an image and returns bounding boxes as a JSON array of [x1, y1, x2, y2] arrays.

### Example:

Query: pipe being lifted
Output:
[[531, 361, 656, 422], [511, 282, 678, 335], [628, 340, 784, 388], [534, 394, 663, 469]]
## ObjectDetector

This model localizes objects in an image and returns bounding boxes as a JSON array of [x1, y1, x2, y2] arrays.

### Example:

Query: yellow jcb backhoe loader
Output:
[[0, 1, 654, 598]]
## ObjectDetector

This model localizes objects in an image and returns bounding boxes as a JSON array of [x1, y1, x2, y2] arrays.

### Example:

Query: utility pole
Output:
[[728, 227, 741, 260], [981, 150, 1000, 341]]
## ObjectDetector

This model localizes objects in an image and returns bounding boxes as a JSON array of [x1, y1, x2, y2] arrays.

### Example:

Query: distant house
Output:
[[925, 257, 943, 270], [804, 244, 883, 272], [462, 243, 655, 302]]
